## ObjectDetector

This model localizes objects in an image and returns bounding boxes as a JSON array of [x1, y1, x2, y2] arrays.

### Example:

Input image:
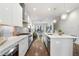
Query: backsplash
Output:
[[0, 26, 14, 37], [14, 26, 29, 33], [0, 25, 29, 37]]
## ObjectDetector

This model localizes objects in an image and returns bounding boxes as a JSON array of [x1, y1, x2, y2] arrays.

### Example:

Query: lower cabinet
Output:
[[50, 38, 73, 56], [19, 36, 28, 56], [0, 43, 18, 56]]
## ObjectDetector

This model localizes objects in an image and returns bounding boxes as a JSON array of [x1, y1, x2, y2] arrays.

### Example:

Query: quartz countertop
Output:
[[0, 35, 27, 55], [45, 33, 78, 39], [16, 33, 30, 35]]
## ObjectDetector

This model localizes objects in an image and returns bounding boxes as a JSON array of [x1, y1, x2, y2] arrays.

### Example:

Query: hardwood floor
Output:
[[25, 39, 49, 56], [73, 43, 79, 56], [25, 39, 79, 56]]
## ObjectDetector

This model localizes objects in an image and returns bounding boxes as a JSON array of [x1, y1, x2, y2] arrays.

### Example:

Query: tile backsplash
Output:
[[0, 25, 29, 37], [0, 26, 14, 37]]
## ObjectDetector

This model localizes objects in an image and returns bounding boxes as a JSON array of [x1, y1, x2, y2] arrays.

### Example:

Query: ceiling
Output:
[[24, 3, 79, 22]]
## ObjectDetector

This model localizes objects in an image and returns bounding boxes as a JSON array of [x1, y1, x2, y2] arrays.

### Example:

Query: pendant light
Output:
[[52, 8, 57, 33], [61, 13, 67, 20], [61, 3, 68, 20], [53, 8, 57, 23]]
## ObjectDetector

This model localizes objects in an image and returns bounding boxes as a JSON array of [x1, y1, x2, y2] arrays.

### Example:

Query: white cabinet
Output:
[[11, 4, 22, 26], [0, 3, 22, 26], [0, 4, 12, 25], [50, 38, 73, 56], [45, 33, 74, 56], [19, 36, 28, 56]]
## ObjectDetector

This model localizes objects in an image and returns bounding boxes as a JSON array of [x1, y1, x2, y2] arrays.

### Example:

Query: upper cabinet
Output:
[[0, 3, 23, 27]]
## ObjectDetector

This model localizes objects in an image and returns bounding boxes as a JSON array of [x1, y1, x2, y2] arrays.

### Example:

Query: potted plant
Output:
[[33, 32, 38, 40], [58, 29, 64, 35]]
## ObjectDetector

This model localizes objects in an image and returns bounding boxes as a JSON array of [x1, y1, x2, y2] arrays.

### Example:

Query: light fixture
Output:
[[48, 8, 51, 11], [33, 8, 36, 11], [66, 10, 70, 13], [5, 8, 9, 10], [60, 3, 68, 20], [53, 19, 57, 23], [53, 8, 57, 23], [28, 25, 30, 28], [61, 13, 68, 20]]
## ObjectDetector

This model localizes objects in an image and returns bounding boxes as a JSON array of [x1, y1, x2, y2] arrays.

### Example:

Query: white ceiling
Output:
[[25, 3, 79, 22]]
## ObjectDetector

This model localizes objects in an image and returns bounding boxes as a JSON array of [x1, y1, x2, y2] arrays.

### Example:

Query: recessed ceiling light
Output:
[[48, 8, 51, 11], [28, 25, 30, 28], [5, 8, 9, 10], [66, 10, 70, 13], [61, 13, 67, 20], [53, 19, 57, 23], [33, 8, 36, 11]]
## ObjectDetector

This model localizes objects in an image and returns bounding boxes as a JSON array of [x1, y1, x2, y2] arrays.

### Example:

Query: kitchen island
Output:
[[44, 33, 78, 56]]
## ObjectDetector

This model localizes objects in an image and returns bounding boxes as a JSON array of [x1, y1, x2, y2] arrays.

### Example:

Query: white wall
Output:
[[0, 3, 22, 26], [27, 15, 54, 33], [56, 8, 79, 36]]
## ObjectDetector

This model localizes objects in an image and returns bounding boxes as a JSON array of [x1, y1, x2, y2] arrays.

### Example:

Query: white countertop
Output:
[[45, 33, 78, 39], [0, 35, 27, 54]]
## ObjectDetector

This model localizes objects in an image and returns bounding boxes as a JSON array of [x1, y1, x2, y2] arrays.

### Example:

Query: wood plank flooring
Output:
[[25, 39, 79, 56], [25, 39, 49, 56], [73, 43, 79, 56]]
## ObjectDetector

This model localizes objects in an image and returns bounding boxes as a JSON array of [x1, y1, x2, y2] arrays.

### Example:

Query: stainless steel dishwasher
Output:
[[3, 45, 19, 56]]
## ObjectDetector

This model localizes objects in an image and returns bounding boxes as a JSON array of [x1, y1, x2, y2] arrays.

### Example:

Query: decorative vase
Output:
[[58, 32, 64, 35]]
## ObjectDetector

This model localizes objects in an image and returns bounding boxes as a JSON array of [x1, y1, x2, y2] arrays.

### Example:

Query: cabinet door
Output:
[[19, 36, 28, 56], [0, 4, 12, 25], [50, 39, 62, 56], [12, 4, 22, 26], [50, 38, 73, 56], [0, 4, 22, 26]]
